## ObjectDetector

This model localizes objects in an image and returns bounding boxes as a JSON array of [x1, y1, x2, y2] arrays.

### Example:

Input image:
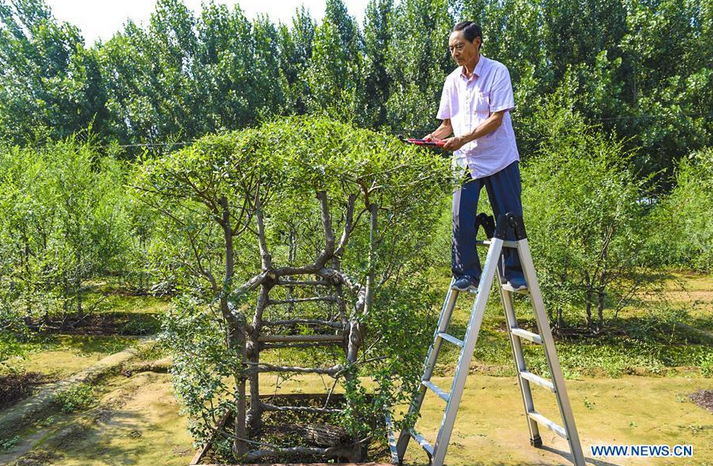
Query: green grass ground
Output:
[[3, 335, 141, 379]]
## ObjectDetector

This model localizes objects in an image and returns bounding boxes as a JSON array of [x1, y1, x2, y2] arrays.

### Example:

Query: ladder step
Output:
[[437, 332, 464, 347], [519, 370, 555, 392], [409, 428, 434, 457], [476, 239, 519, 248], [510, 327, 542, 344], [528, 411, 568, 440], [422, 380, 450, 402]]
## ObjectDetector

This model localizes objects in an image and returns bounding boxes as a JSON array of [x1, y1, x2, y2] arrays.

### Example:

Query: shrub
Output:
[[521, 102, 652, 330], [52, 383, 96, 413], [701, 353, 713, 378], [648, 149, 713, 272], [143, 116, 452, 460]]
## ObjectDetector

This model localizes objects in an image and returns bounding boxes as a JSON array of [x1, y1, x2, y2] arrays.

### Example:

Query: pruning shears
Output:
[[398, 134, 446, 148], [402, 137, 446, 148]]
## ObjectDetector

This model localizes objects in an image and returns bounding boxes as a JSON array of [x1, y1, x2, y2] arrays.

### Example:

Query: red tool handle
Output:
[[406, 138, 446, 147]]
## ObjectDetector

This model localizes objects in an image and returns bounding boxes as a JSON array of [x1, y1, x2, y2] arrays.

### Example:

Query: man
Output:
[[424, 21, 526, 292]]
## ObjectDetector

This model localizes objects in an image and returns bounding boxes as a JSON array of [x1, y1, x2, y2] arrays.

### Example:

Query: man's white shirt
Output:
[[437, 55, 520, 179]]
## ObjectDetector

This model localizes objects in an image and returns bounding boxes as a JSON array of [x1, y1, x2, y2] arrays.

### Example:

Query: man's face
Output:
[[448, 30, 480, 67]]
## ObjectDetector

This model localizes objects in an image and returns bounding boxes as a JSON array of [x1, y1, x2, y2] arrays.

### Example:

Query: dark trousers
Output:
[[452, 161, 523, 279]]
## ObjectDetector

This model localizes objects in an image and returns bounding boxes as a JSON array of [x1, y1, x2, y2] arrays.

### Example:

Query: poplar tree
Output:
[[385, 0, 454, 132], [362, 0, 393, 128]]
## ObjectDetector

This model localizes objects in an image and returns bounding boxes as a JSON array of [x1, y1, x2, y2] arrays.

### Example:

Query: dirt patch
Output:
[[0, 372, 52, 410], [690, 389, 713, 413], [197, 394, 388, 465]]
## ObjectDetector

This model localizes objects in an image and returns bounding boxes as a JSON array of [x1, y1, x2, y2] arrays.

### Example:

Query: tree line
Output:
[[1, 0, 712, 342], [1, 0, 711, 181]]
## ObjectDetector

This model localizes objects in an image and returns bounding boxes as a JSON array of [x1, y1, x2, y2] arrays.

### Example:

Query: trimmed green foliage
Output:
[[139, 116, 452, 454]]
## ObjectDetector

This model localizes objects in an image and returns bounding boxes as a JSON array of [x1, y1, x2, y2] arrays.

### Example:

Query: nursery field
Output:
[[1, 273, 711, 466]]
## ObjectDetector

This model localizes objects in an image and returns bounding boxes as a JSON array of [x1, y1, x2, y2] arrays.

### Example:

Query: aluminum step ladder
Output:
[[396, 213, 585, 466]]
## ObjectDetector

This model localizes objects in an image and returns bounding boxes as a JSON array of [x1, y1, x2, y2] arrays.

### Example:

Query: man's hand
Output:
[[443, 135, 466, 151]]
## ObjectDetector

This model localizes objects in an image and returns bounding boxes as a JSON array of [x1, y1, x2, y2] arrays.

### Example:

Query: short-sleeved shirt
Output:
[[437, 55, 519, 179]]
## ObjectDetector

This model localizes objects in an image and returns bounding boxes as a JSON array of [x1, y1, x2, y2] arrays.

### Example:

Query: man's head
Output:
[[449, 21, 482, 69]]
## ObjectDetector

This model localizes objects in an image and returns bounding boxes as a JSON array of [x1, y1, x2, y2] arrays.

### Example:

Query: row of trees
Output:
[[0, 140, 134, 332], [1, 0, 711, 181], [0, 109, 710, 336]]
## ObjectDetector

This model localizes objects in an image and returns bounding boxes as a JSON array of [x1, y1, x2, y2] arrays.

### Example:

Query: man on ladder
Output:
[[423, 20, 526, 293], [396, 21, 586, 466]]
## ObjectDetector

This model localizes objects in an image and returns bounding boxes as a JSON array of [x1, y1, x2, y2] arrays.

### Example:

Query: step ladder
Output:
[[396, 213, 585, 466]]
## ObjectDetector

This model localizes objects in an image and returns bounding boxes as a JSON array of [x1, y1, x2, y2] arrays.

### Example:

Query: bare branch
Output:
[[269, 296, 338, 305], [253, 363, 345, 376], [255, 199, 273, 270], [334, 193, 358, 257], [261, 341, 344, 349], [258, 334, 344, 343], [317, 190, 335, 256], [276, 279, 332, 287]]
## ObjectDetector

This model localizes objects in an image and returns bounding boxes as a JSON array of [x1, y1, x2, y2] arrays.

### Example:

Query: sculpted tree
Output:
[[135, 117, 451, 462]]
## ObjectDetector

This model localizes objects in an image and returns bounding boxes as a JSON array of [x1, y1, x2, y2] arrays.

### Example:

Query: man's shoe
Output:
[[505, 273, 527, 291], [452, 275, 479, 292]]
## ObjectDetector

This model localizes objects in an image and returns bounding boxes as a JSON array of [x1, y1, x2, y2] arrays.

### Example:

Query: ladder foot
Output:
[[530, 435, 543, 448]]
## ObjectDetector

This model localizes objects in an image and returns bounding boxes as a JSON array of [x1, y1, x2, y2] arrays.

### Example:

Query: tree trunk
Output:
[[217, 195, 249, 458], [248, 284, 269, 436], [597, 289, 605, 331], [232, 322, 248, 458]]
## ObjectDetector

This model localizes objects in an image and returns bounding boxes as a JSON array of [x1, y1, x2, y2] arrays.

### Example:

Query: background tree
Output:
[[522, 101, 651, 331], [0, 0, 107, 144], [385, 0, 454, 132], [305, 0, 365, 122], [648, 148, 713, 272], [362, 0, 393, 128], [276, 7, 316, 115]]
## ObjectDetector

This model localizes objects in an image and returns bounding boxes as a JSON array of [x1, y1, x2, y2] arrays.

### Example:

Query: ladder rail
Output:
[[398, 214, 586, 466], [518, 238, 586, 465], [396, 282, 458, 456], [497, 268, 542, 445], [430, 238, 504, 466]]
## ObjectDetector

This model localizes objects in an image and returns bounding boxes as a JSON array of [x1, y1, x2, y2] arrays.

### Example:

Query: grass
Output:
[[1, 287, 168, 379], [52, 383, 98, 414], [2, 335, 141, 379], [0, 372, 193, 466]]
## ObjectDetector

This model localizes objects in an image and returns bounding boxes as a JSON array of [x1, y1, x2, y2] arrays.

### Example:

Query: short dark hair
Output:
[[453, 21, 482, 47]]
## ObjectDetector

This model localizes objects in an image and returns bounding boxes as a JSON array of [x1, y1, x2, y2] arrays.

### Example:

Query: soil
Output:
[[198, 394, 389, 465], [690, 389, 713, 413], [0, 372, 52, 411]]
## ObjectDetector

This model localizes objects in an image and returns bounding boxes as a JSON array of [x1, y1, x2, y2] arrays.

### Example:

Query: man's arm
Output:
[[424, 119, 453, 141], [442, 110, 506, 151]]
